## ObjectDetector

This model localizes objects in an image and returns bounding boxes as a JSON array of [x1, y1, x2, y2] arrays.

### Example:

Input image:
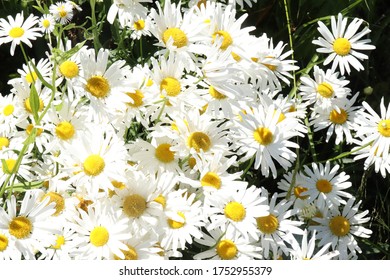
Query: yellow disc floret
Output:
[[42, 191, 65, 216], [224, 201, 246, 222], [155, 143, 175, 163], [24, 97, 44, 113], [86, 76, 110, 98], [378, 120, 390, 137], [209, 86, 227, 100], [329, 215, 350, 237], [316, 179, 332, 193], [9, 27, 24, 38], [9, 216, 32, 239], [90, 226, 109, 247], [329, 108, 348, 124], [213, 30, 233, 50], [253, 127, 273, 146], [216, 239, 237, 260], [123, 194, 147, 218], [187, 131, 211, 152], [83, 154, 105, 176], [55, 121, 75, 140], [200, 172, 221, 189], [115, 245, 138, 260], [162, 27, 188, 48], [333, 38, 351, 56], [0, 234, 9, 251], [51, 235, 66, 250], [0, 137, 10, 150], [256, 214, 279, 234], [317, 82, 334, 98], [59, 61, 79, 79], [167, 212, 186, 229], [160, 77, 181, 97], [3, 104, 15, 116], [2, 159, 16, 174]]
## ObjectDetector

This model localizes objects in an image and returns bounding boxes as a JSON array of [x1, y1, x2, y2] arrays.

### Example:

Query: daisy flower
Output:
[[55, 125, 128, 198], [0, 229, 22, 260], [256, 188, 303, 259], [207, 185, 269, 240], [149, 0, 208, 68], [158, 189, 205, 253], [130, 136, 181, 176], [233, 102, 301, 178], [311, 92, 361, 145], [179, 151, 248, 203], [170, 108, 231, 161], [289, 229, 339, 260], [301, 161, 353, 209], [111, 231, 164, 260], [0, 150, 36, 188], [0, 12, 42, 56], [353, 97, 390, 173], [299, 65, 351, 112], [194, 227, 263, 260], [310, 197, 372, 259], [277, 170, 311, 211], [110, 171, 164, 237], [49, 1, 74, 25], [75, 47, 132, 123], [0, 94, 25, 134], [70, 200, 130, 260], [39, 14, 56, 34], [107, 0, 151, 28], [0, 190, 59, 259], [312, 13, 376, 75]]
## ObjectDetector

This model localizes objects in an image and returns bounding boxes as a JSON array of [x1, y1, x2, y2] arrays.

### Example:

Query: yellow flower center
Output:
[[231, 52, 241, 62], [83, 154, 105, 176], [0, 234, 9, 251], [256, 214, 279, 234], [24, 97, 44, 113], [59, 61, 79, 79], [126, 90, 144, 107], [209, 86, 227, 100], [317, 82, 334, 98], [167, 212, 186, 229], [154, 194, 166, 208], [42, 19, 51, 29], [294, 186, 309, 199], [3, 104, 14, 116], [86, 76, 110, 98], [200, 172, 221, 189], [25, 71, 38, 84], [188, 157, 196, 169], [9, 27, 24, 38], [55, 121, 75, 140], [123, 194, 147, 218], [316, 179, 332, 193], [9, 216, 32, 239], [378, 120, 390, 137], [213, 30, 233, 50], [51, 235, 66, 250], [133, 19, 145, 31], [90, 226, 109, 247], [155, 143, 175, 163], [216, 239, 237, 260], [2, 159, 16, 174], [42, 192, 65, 216], [253, 127, 273, 145], [0, 137, 10, 150], [187, 131, 211, 152], [224, 201, 246, 222], [115, 245, 138, 260], [160, 77, 181, 97], [329, 215, 350, 237], [162, 27, 188, 48], [26, 124, 43, 136], [329, 108, 348, 124], [58, 6, 68, 18], [333, 38, 351, 56]]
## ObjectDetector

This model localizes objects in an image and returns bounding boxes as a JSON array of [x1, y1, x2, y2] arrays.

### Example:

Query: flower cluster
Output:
[[0, 0, 379, 260]]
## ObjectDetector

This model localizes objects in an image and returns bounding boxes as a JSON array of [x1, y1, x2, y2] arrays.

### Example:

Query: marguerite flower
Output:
[[39, 14, 56, 34], [312, 13, 376, 75], [0, 12, 42, 56], [49, 1, 74, 25], [310, 197, 372, 259]]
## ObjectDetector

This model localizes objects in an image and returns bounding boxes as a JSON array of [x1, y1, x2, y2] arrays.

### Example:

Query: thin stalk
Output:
[[283, 0, 296, 94]]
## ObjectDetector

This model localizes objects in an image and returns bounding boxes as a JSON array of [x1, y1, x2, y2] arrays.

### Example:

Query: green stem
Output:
[[90, 0, 101, 52], [318, 140, 374, 164], [283, 0, 296, 94], [304, 117, 317, 162], [241, 156, 255, 179]]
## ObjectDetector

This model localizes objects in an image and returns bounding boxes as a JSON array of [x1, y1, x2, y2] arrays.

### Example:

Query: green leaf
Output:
[[29, 85, 40, 123]]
